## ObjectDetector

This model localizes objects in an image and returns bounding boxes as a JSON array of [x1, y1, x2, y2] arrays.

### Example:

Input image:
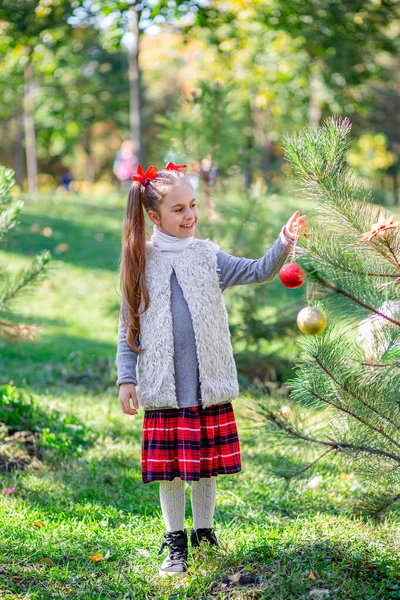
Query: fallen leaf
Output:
[[339, 473, 349, 479], [228, 572, 241, 583], [309, 569, 317, 580], [39, 558, 54, 566], [33, 521, 45, 528], [89, 553, 103, 563]]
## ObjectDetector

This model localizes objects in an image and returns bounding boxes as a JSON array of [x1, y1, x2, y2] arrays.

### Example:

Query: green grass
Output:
[[0, 190, 399, 599]]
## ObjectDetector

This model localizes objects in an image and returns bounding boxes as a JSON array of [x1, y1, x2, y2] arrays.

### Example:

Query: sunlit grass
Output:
[[0, 189, 399, 599]]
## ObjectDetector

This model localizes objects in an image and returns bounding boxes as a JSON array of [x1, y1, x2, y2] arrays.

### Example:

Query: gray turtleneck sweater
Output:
[[116, 227, 293, 410]]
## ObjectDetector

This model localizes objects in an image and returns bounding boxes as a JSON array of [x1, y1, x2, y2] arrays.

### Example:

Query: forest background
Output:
[[1, 0, 399, 201]]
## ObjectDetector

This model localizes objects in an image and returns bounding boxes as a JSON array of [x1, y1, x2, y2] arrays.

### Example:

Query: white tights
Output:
[[159, 476, 217, 532]]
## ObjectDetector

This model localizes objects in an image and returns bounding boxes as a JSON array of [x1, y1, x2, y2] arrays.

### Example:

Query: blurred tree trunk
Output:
[[244, 136, 253, 188], [24, 61, 38, 194], [84, 143, 95, 185], [261, 138, 273, 185], [392, 167, 399, 205], [309, 61, 323, 129], [128, 6, 143, 165], [199, 165, 218, 222], [198, 83, 223, 223], [251, 95, 273, 186], [14, 104, 25, 190]]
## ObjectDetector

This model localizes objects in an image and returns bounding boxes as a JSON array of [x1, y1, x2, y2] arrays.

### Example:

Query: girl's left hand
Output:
[[284, 210, 308, 240]]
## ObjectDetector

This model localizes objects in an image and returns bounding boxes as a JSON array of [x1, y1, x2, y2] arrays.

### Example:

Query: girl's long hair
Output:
[[119, 168, 200, 353]]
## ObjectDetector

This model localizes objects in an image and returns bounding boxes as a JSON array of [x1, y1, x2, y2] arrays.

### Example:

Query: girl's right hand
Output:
[[119, 383, 139, 415]]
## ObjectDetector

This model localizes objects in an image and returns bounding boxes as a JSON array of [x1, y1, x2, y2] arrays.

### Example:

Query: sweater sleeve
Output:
[[115, 291, 139, 387], [216, 225, 294, 292]]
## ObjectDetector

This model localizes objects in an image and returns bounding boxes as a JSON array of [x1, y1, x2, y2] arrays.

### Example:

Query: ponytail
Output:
[[120, 182, 149, 353]]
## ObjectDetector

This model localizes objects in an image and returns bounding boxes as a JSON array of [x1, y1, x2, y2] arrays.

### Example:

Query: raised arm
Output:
[[115, 291, 139, 387], [217, 225, 294, 292]]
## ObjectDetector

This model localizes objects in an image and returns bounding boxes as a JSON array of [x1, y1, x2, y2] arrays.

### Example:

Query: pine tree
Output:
[[257, 116, 400, 516], [0, 166, 51, 341]]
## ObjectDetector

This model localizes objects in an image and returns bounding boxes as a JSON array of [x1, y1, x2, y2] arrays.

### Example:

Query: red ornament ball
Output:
[[279, 261, 306, 288]]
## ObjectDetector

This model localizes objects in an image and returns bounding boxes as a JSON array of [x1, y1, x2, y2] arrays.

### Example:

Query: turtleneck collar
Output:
[[150, 223, 194, 253]]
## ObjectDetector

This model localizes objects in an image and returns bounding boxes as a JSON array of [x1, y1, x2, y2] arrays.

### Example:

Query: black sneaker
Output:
[[158, 529, 188, 577], [190, 527, 219, 548]]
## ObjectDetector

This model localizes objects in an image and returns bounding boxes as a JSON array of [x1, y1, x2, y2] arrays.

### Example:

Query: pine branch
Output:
[[301, 228, 400, 292], [314, 356, 400, 432], [0, 319, 41, 342], [283, 116, 400, 271], [273, 116, 400, 512], [0, 166, 16, 210], [311, 272, 400, 327], [386, 238, 400, 269], [0, 250, 52, 310], [315, 177, 399, 269], [360, 492, 400, 517], [360, 361, 400, 368], [266, 412, 400, 464], [282, 446, 336, 479], [309, 388, 400, 452], [0, 201, 24, 243], [306, 248, 399, 279]]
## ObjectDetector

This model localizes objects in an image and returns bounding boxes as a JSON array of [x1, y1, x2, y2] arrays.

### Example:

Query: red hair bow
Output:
[[132, 163, 158, 186], [165, 161, 188, 172]]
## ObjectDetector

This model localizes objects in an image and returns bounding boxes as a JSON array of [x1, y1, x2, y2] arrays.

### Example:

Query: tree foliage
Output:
[[257, 116, 400, 515], [0, 167, 51, 340]]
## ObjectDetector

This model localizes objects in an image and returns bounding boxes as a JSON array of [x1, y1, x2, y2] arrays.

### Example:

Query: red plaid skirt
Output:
[[141, 402, 241, 484]]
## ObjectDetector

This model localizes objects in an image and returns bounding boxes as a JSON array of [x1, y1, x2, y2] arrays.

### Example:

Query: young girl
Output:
[[116, 162, 308, 577]]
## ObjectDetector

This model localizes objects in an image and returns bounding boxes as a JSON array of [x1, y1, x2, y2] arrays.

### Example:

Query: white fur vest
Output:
[[135, 237, 239, 410]]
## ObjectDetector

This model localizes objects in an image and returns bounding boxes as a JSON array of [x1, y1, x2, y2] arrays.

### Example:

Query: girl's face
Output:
[[148, 181, 200, 238]]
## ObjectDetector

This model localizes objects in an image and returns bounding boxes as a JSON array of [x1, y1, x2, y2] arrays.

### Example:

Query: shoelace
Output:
[[193, 528, 218, 544], [158, 532, 187, 558], [168, 546, 186, 562]]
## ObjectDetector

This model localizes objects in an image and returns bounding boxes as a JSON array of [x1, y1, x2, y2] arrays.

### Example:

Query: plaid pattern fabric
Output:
[[141, 402, 241, 484]]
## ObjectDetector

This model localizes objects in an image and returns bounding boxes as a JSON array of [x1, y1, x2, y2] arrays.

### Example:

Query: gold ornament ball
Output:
[[296, 306, 327, 335]]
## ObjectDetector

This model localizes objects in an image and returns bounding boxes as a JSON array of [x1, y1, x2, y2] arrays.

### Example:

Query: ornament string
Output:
[[291, 228, 299, 262], [292, 226, 310, 303]]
